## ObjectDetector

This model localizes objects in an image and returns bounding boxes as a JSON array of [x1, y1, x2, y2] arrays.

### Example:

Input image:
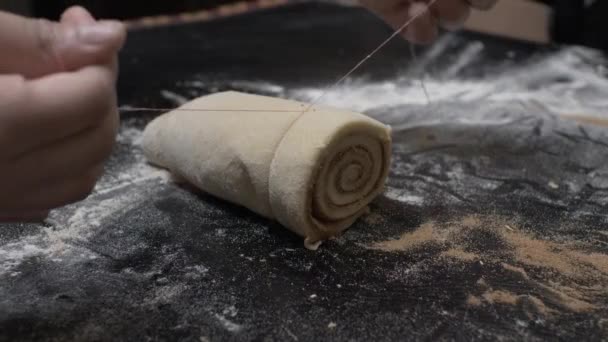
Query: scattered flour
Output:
[[161, 89, 189, 106], [384, 187, 425, 206], [213, 313, 244, 333], [229, 80, 286, 95], [146, 284, 188, 305], [443, 41, 485, 78], [0, 243, 45, 275], [115, 126, 144, 146]]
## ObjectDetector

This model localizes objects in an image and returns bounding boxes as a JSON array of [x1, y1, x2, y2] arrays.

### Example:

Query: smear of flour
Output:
[[213, 313, 244, 333], [0, 124, 170, 276], [384, 187, 425, 206], [0, 243, 46, 275], [442, 41, 485, 78], [161, 89, 189, 106]]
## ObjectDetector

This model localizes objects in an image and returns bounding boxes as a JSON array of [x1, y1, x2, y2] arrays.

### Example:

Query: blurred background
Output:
[[0, 0, 606, 51]]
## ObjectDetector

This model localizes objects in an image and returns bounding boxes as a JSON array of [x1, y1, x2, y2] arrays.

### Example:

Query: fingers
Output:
[[61, 6, 96, 26], [0, 8, 125, 78], [0, 64, 118, 215], [404, 2, 438, 44], [431, 0, 471, 30], [0, 165, 104, 212], [4, 110, 118, 191], [360, 0, 435, 44], [0, 211, 49, 222], [61, 6, 121, 81], [360, 0, 498, 44], [59, 6, 122, 79], [0, 65, 117, 157], [0, 6, 122, 220]]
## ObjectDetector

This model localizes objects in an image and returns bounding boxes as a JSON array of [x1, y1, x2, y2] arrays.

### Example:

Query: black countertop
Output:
[[1, 3, 607, 341]]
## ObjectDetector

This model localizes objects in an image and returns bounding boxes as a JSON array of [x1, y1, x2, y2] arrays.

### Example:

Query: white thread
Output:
[[122, 0, 438, 114], [119, 107, 303, 113], [304, 0, 439, 111]]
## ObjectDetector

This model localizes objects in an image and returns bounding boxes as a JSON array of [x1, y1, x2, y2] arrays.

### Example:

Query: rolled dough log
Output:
[[142, 91, 391, 248]]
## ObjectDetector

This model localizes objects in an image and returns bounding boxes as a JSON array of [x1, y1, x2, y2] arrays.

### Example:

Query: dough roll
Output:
[[142, 91, 392, 248]]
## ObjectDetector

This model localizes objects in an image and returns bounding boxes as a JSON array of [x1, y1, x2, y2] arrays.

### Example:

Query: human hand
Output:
[[360, 0, 499, 44], [0, 6, 126, 221]]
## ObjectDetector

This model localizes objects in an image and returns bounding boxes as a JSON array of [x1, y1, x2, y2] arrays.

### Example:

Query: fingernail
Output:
[[76, 21, 124, 45]]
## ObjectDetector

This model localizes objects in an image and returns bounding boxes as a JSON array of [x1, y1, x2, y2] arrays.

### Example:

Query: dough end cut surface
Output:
[[142, 91, 392, 247]]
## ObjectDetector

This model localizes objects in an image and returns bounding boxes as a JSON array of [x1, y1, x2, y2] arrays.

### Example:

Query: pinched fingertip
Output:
[[61, 6, 95, 25]]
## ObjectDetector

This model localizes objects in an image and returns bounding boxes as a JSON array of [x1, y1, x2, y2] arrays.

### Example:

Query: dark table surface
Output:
[[2, 3, 608, 341]]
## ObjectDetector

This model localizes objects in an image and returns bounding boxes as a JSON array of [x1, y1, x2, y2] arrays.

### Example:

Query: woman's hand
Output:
[[360, 0, 499, 44], [0, 7, 126, 221]]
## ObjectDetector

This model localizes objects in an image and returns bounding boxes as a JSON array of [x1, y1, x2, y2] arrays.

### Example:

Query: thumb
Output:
[[61, 6, 97, 26], [0, 9, 126, 78]]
